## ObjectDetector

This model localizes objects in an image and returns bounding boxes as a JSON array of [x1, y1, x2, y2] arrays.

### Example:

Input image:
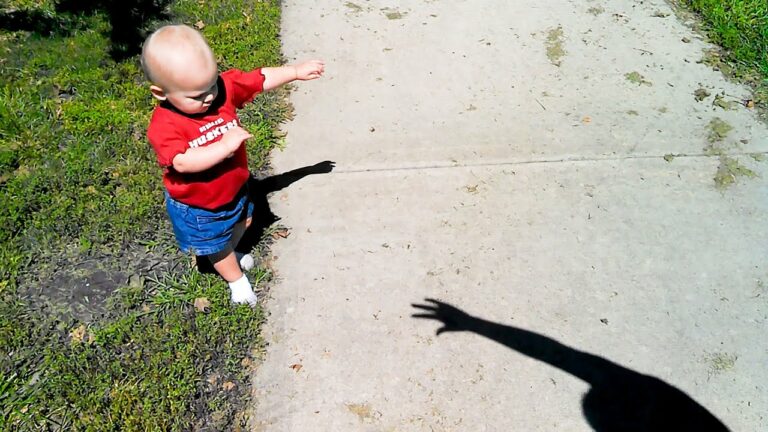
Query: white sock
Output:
[[229, 275, 257, 305], [235, 252, 255, 271]]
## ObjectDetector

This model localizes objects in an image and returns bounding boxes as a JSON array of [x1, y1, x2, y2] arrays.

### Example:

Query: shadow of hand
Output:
[[412, 298, 475, 335], [312, 160, 336, 173]]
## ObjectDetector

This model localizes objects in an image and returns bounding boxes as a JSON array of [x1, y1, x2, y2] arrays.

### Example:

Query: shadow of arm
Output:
[[255, 161, 335, 193], [413, 298, 616, 384]]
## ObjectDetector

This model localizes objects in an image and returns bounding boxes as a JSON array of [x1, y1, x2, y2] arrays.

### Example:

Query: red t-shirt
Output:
[[147, 68, 265, 209]]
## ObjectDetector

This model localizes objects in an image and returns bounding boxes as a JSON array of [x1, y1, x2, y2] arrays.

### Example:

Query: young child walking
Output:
[[142, 25, 323, 304]]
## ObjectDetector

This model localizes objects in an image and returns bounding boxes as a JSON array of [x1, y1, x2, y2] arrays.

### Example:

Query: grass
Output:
[[705, 352, 738, 376], [679, 0, 767, 74], [714, 155, 757, 190], [545, 26, 566, 67], [0, 0, 286, 430], [705, 117, 733, 144], [674, 0, 768, 109], [625, 71, 653, 86]]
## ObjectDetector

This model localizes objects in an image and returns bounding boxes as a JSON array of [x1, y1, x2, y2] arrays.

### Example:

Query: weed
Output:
[[587, 7, 605, 16], [694, 87, 711, 101], [705, 117, 733, 145], [545, 26, 566, 67], [381, 8, 406, 20], [712, 93, 739, 110], [705, 352, 738, 376], [714, 155, 757, 190], [625, 71, 652, 86], [345, 2, 364, 14]]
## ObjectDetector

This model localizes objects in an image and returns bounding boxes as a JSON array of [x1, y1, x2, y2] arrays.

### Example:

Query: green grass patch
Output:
[[678, 0, 767, 74], [1, 0, 285, 430], [674, 0, 768, 110]]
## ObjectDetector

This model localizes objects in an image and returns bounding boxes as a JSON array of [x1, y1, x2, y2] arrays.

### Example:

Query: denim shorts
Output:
[[165, 188, 254, 256]]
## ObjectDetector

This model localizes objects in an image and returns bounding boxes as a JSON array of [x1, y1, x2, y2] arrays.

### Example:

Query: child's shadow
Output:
[[196, 160, 335, 273], [412, 298, 730, 432]]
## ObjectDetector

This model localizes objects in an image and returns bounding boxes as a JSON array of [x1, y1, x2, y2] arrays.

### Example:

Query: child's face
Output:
[[162, 68, 219, 115]]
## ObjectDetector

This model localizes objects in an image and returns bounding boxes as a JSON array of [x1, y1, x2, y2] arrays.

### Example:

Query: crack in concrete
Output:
[[331, 151, 768, 174]]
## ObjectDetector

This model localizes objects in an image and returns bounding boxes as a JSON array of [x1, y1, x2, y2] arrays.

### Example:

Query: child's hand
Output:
[[221, 126, 252, 157], [294, 60, 325, 81]]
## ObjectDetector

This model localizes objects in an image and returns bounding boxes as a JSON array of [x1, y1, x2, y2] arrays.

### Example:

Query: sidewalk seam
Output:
[[330, 151, 768, 174]]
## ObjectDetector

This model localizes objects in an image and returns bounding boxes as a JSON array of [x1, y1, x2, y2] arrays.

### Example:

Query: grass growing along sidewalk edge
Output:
[[673, 0, 768, 115], [1, 0, 287, 430]]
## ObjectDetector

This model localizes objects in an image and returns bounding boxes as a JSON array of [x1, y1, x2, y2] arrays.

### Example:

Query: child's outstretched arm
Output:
[[262, 60, 324, 91]]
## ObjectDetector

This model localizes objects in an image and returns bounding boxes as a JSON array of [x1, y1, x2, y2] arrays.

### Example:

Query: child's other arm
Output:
[[171, 126, 252, 173], [262, 60, 325, 91]]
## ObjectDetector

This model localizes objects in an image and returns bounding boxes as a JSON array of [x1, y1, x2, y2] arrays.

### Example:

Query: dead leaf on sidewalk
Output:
[[581, 116, 592, 124], [194, 297, 211, 313], [289, 363, 303, 372], [713, 94, 738, 110], [381, 7, 406, 20], [694, 88, 710, 102], [194, 20, 205, 30], [346, 403, 382, 422], [271, 228, 290, 239]]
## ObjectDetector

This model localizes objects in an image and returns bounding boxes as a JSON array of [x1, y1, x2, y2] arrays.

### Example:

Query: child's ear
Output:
[[150, 85, 167, 101]]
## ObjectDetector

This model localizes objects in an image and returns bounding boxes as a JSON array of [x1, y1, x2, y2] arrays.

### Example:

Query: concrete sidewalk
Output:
[[252, 0, 768, 430]]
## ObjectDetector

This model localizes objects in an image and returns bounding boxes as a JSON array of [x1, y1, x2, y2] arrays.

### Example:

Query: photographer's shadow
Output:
[[412, 298, 729, 432], [0, 0, 171, 60]]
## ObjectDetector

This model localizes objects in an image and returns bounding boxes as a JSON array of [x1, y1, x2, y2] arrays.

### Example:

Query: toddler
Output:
[[142, 25, 323, 304]]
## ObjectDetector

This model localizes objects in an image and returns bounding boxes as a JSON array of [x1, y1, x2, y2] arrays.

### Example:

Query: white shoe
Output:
[[229, 275, 258, 305], [235, 252, 255, 271]]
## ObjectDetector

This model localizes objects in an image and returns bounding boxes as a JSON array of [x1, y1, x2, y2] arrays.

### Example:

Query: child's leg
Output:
[[230, 217, 254, 270], [230, 216, 252, 248], [209, 247, 257, 305], [208, 247, 243, 282]]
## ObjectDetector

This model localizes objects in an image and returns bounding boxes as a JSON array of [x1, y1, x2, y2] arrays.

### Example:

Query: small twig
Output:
[[633, 47, 654, 55], [535, 98, 547, 111]]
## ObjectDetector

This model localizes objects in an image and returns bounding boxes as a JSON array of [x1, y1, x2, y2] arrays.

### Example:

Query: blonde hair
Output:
[[140, 25, 216, 88]]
